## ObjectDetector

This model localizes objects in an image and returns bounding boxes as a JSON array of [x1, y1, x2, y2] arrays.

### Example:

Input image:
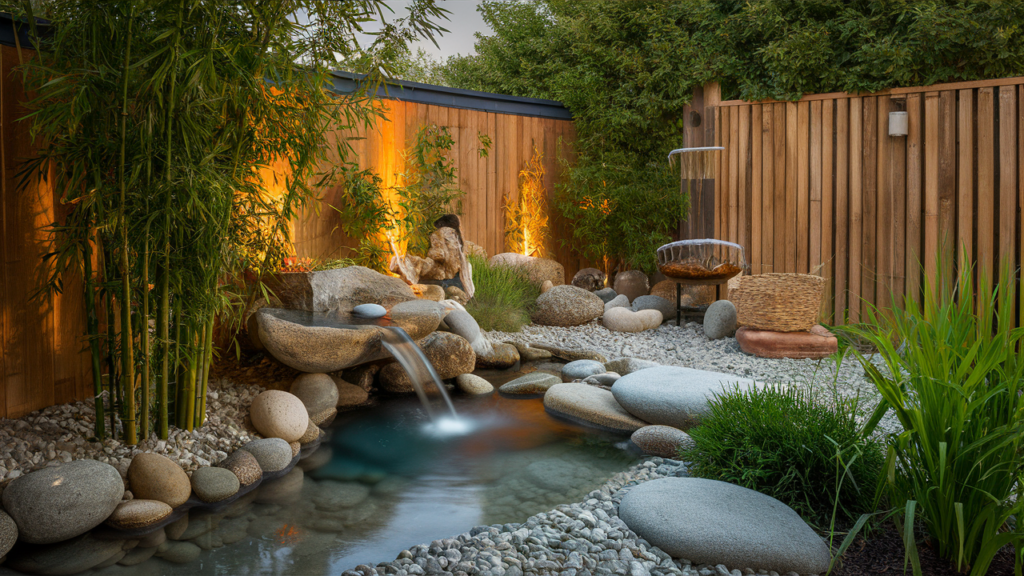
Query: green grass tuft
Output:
[[680, 384, 884, 529], [465, 255, 540, 332]]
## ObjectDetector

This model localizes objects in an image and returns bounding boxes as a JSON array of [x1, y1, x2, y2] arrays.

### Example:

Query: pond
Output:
[[1, 385, 639, 576]]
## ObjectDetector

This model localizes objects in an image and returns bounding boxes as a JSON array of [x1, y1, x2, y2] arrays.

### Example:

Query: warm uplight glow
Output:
[[504, 146, 548, 257]]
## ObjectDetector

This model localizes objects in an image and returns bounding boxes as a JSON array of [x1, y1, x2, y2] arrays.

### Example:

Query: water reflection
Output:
[[0, 393, 638, 576]]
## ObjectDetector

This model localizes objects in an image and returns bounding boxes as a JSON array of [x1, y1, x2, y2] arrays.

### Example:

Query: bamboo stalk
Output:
[[140, 219, 150, 440], [198, 312, 214, 426], [173, 298, 184, 429], [83, 224, 105, 440], [117, 3, 137, 445], [185, 326, 197, 431]]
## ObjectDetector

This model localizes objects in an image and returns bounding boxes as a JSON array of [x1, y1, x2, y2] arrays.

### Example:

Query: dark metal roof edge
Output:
[[0, 13, 51, 49], [329, 70, 574, 121]]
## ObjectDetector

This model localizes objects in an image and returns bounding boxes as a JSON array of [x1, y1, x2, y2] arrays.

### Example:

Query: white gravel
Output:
[[0, 378, 264, 483], [487, 321, 901, 436]]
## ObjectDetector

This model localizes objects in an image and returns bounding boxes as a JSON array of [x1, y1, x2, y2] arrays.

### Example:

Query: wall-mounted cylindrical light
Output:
[[888, 111, 909, 137]]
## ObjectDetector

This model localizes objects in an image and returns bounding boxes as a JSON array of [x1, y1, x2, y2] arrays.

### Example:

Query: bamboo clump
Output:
[[504, 145, 549, 257]]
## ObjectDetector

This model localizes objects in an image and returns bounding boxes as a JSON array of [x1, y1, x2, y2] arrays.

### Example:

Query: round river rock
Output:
[[250, 390, 309, 442], [543, 383, 647, 433], [104, 499, 173, 530], [242, 438, 293, 473], [127, 452, 192, 509], [190, 467, 240, 503], [531, 285, 604, 327], [290, 373, 340, 415]]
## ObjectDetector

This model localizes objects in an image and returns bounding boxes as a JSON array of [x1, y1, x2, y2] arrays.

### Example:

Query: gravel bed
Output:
[[487, 321, 901, 436], [0, 378, 263, 483], [346, 458, 822, 576]]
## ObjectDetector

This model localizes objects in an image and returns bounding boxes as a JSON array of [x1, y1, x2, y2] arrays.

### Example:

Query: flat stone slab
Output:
[[499, 373, 561, 397], [619, 477, 830, 574], [611, 366, 756, 430], [544, 383, 647, 433], [736, 325, 838, 359]]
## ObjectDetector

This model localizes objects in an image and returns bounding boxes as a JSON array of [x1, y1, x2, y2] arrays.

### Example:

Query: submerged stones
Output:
[[127, 452, 192, 509], [543, 383, 647, 433], [249, 390, 308, 442], [2, 460, 124, 544], [531, 285, 604, 327], [104, 499, 173, 530], [290, 373, 340, 415], [190, 467, 240, 503], [611, 366, 757, 430], [618, 477, 830, 574]]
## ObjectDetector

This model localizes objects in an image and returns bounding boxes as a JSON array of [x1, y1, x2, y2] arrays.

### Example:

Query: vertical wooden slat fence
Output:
[[712, 76, 1024, 325]]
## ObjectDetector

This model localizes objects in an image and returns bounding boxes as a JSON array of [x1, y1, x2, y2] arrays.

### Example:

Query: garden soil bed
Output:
[[834, 525, 1017, 575]]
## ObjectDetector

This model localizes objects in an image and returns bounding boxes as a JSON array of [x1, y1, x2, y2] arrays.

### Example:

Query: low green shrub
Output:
[[679, 384, 883, 528], [846, 257, 1024, 576], [465, 255, 540, 332]]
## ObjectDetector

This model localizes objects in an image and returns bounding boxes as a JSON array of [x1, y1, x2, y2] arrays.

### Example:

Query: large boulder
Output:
[[289, 373, 340, 415], [612, 270, 650, 302], [2, 460, 124, 544], [489, 253, 565, 286], [571, 267, 606, 291], [257, 300, 444, 373], [543, 383, 648, 433], [250, 390, 309, 442], [263, 265, 415, 315], [736, 325, 838, 359], [127, 453, 192, 509], [611, 366, 757, 430], [631, 425, 694, 457], [379, 331, 476, 393], [603, 307, 662, 332], [531, 285, 604, 327], [618, 478, 830, 574]]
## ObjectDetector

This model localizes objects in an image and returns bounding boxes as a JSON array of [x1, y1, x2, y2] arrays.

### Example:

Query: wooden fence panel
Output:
[[712, 76, 1024, 325]]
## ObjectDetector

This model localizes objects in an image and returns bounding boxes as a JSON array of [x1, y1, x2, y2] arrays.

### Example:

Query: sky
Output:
[[382, 0, 492, 60]]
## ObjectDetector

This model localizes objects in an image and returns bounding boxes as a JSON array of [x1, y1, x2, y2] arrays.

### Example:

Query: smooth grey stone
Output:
[[352, 303, 387, 318], [611, 366, 756, 430], [618, 478, 829, 574], [0, 509, 17, 558], [2, 459, 123, 544], [594, 288, 618, 303], [445, 309, 493, 357], [704, 300, 738, 340], [603, 294, 630, 312], [582, 372, 621, 387], [630, 425, 695, 457], [241, 438, 293, 473], [544, 383, 647, 433], [561, 360, 606, 382], [190, 467, 240, 503], [631, 295, 674, 322], [499, 372, 561, 396]]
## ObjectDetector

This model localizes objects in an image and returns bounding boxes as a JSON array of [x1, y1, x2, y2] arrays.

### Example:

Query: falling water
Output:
[[380, 326, 459, 422]]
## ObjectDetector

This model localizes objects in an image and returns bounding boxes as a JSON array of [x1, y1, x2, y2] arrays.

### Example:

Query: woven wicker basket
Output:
[[733, 273, 826, 332]]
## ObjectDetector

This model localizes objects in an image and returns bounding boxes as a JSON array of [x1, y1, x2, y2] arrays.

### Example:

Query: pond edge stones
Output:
[[618, 477, 831, 574], [612, 366, 757, 430], [543, 383, 647, 432], [190, 467, 240, 503], [249, 390, 309, 442], [2, 459, 124, 544]]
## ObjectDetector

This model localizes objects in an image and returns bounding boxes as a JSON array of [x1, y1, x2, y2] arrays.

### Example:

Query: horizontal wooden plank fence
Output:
[[711, 76, 1024, 324]]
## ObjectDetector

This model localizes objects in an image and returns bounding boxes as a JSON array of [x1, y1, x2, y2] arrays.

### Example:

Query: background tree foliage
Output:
[[437, 0, 1024, 271]]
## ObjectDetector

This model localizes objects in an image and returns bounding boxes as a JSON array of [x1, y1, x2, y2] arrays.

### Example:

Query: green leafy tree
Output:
[[438, 0, 1024, 271], [14, 0, 447, 443]]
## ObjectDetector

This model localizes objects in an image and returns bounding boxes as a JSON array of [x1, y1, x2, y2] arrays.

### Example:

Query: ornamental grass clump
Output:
[[679, 383, 883, 529], [846, 258, 1024, 576], [464, 255, 540, 332]]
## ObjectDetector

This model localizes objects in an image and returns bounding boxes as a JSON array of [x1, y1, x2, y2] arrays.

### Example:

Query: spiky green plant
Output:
[[845, 256, 1024, 576], [464, 255, 540, 332]]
